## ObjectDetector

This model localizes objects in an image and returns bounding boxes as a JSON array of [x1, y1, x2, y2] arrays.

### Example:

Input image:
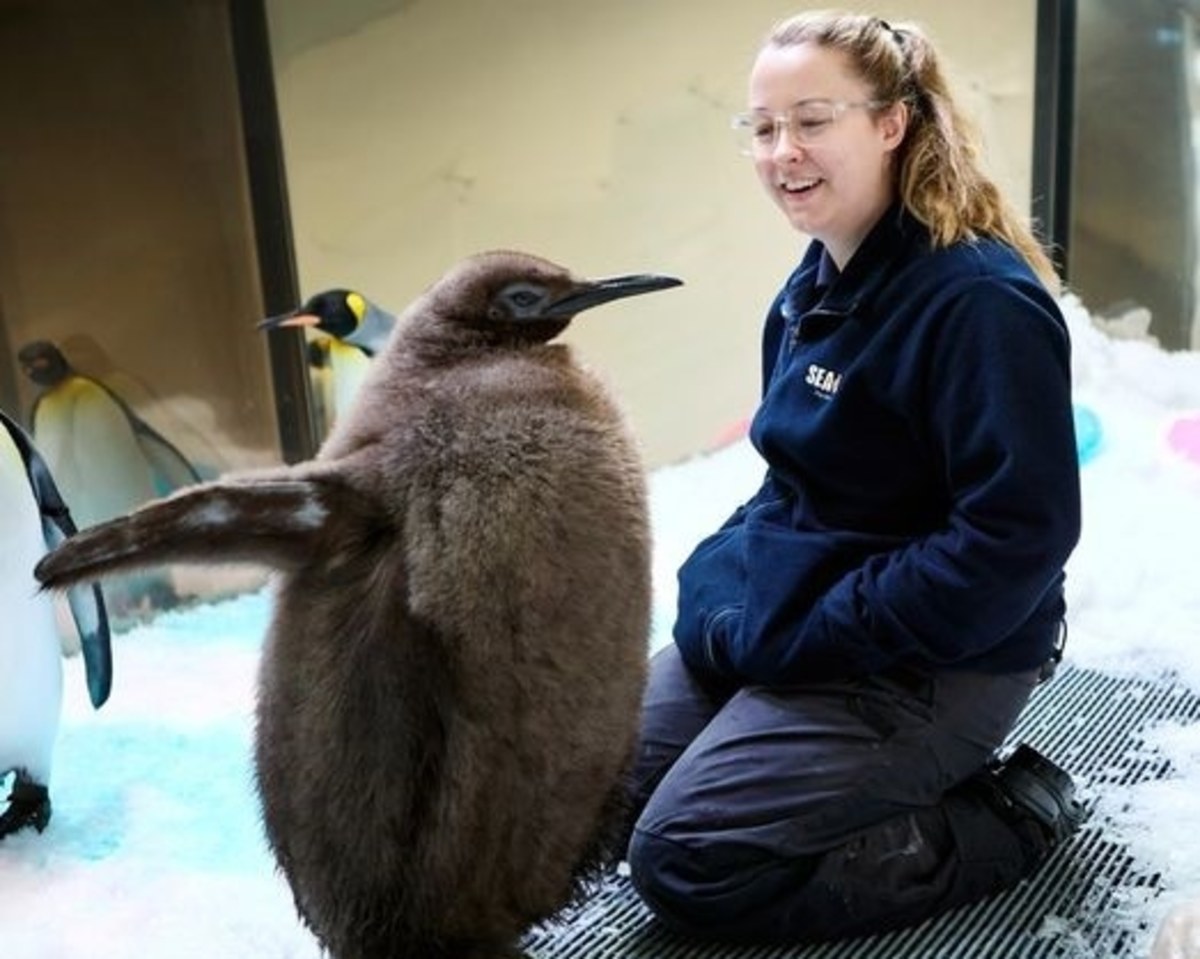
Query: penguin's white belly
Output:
[[0, 438, 63, 784], [35, 381, 157, 528], [328, 344, 371, 428], [36, 381, 174, 620]]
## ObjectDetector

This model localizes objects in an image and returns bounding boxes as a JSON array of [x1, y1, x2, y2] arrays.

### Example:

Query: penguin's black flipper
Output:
[[63, 579, 113, 709], [0, 410, 113, 709], [34, 476, 347, 593], [132, 423, 205, 494], [93, 380, 205, 494], [33, 476, 113, 709]]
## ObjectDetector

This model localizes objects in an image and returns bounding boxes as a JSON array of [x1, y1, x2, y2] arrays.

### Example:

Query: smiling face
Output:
[[748, 42, 907, 268]]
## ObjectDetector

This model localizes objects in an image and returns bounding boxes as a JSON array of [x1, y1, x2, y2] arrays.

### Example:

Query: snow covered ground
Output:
[[2, 296, 1200, 958]]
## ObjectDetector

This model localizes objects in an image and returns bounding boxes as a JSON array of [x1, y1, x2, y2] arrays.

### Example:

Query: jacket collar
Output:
[[785, 204, 928, 322]]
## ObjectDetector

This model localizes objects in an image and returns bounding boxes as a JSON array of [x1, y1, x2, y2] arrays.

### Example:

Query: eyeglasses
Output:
[[731, 99, 887, 156]]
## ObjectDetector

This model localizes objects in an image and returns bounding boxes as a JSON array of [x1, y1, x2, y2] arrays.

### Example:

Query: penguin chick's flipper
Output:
[[0, 771, 52, 840], [34, 477, 342, 594], [0, 408, 113, 708]]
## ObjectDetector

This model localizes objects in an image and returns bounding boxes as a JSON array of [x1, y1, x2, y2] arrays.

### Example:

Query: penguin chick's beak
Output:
[[543, 274, 682, 319], [256, 311, 321, 333]]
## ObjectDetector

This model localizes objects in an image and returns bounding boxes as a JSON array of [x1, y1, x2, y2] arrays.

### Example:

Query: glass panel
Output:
[[0, 0, 277, 623], [1070, 0, 1200, 351]]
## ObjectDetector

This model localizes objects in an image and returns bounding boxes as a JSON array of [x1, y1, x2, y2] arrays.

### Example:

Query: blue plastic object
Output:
[[1074, 404, 1103, 465]]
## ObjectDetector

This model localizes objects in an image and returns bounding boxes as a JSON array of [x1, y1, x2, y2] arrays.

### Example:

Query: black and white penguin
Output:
[[258, 289, 396, 433], [19, 341, 201, 622], [35, 251, 681, 959], [0, 408, 111, 839]]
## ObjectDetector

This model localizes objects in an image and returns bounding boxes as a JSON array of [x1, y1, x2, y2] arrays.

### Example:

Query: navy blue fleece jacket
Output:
[[674, 207, 1081, 684]]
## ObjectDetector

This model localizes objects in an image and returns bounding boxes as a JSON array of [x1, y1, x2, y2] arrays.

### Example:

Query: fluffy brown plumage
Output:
[[35, 251, 681, 959]]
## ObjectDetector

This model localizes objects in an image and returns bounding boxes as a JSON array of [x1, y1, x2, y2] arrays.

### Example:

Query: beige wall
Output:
[[266, 0, 1038, 467]]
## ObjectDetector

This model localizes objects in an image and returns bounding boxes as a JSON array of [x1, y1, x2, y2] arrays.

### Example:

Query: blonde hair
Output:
[[765, 10, 1059, 290]]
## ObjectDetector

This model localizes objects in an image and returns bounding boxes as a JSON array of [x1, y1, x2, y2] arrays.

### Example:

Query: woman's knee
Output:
[[626, 827, 733, 933], [626, 825, 819, 939]]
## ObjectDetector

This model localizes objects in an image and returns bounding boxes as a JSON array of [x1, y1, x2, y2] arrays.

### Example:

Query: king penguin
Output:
[[258, 289, 396, 434], [1, 408, 111, 839], [35, 251, 681, 959], [19, 340, 202, 623]]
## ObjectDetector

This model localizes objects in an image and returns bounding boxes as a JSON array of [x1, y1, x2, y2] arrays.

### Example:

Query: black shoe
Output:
[[988, 744, 1085, 844]]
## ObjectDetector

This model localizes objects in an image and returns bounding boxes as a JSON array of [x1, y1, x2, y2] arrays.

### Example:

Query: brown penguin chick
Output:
[[34, 250, 681, 959]]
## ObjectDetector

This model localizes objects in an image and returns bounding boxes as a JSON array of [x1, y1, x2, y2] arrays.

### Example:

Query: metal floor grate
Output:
[[524, 665, 1200, 958]]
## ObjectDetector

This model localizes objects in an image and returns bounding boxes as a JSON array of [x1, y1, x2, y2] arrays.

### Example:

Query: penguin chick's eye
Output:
[[491, 282, 550, 320]]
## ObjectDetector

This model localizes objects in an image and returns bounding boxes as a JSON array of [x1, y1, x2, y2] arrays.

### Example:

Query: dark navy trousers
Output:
[[625, 645, 1042, 943]]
